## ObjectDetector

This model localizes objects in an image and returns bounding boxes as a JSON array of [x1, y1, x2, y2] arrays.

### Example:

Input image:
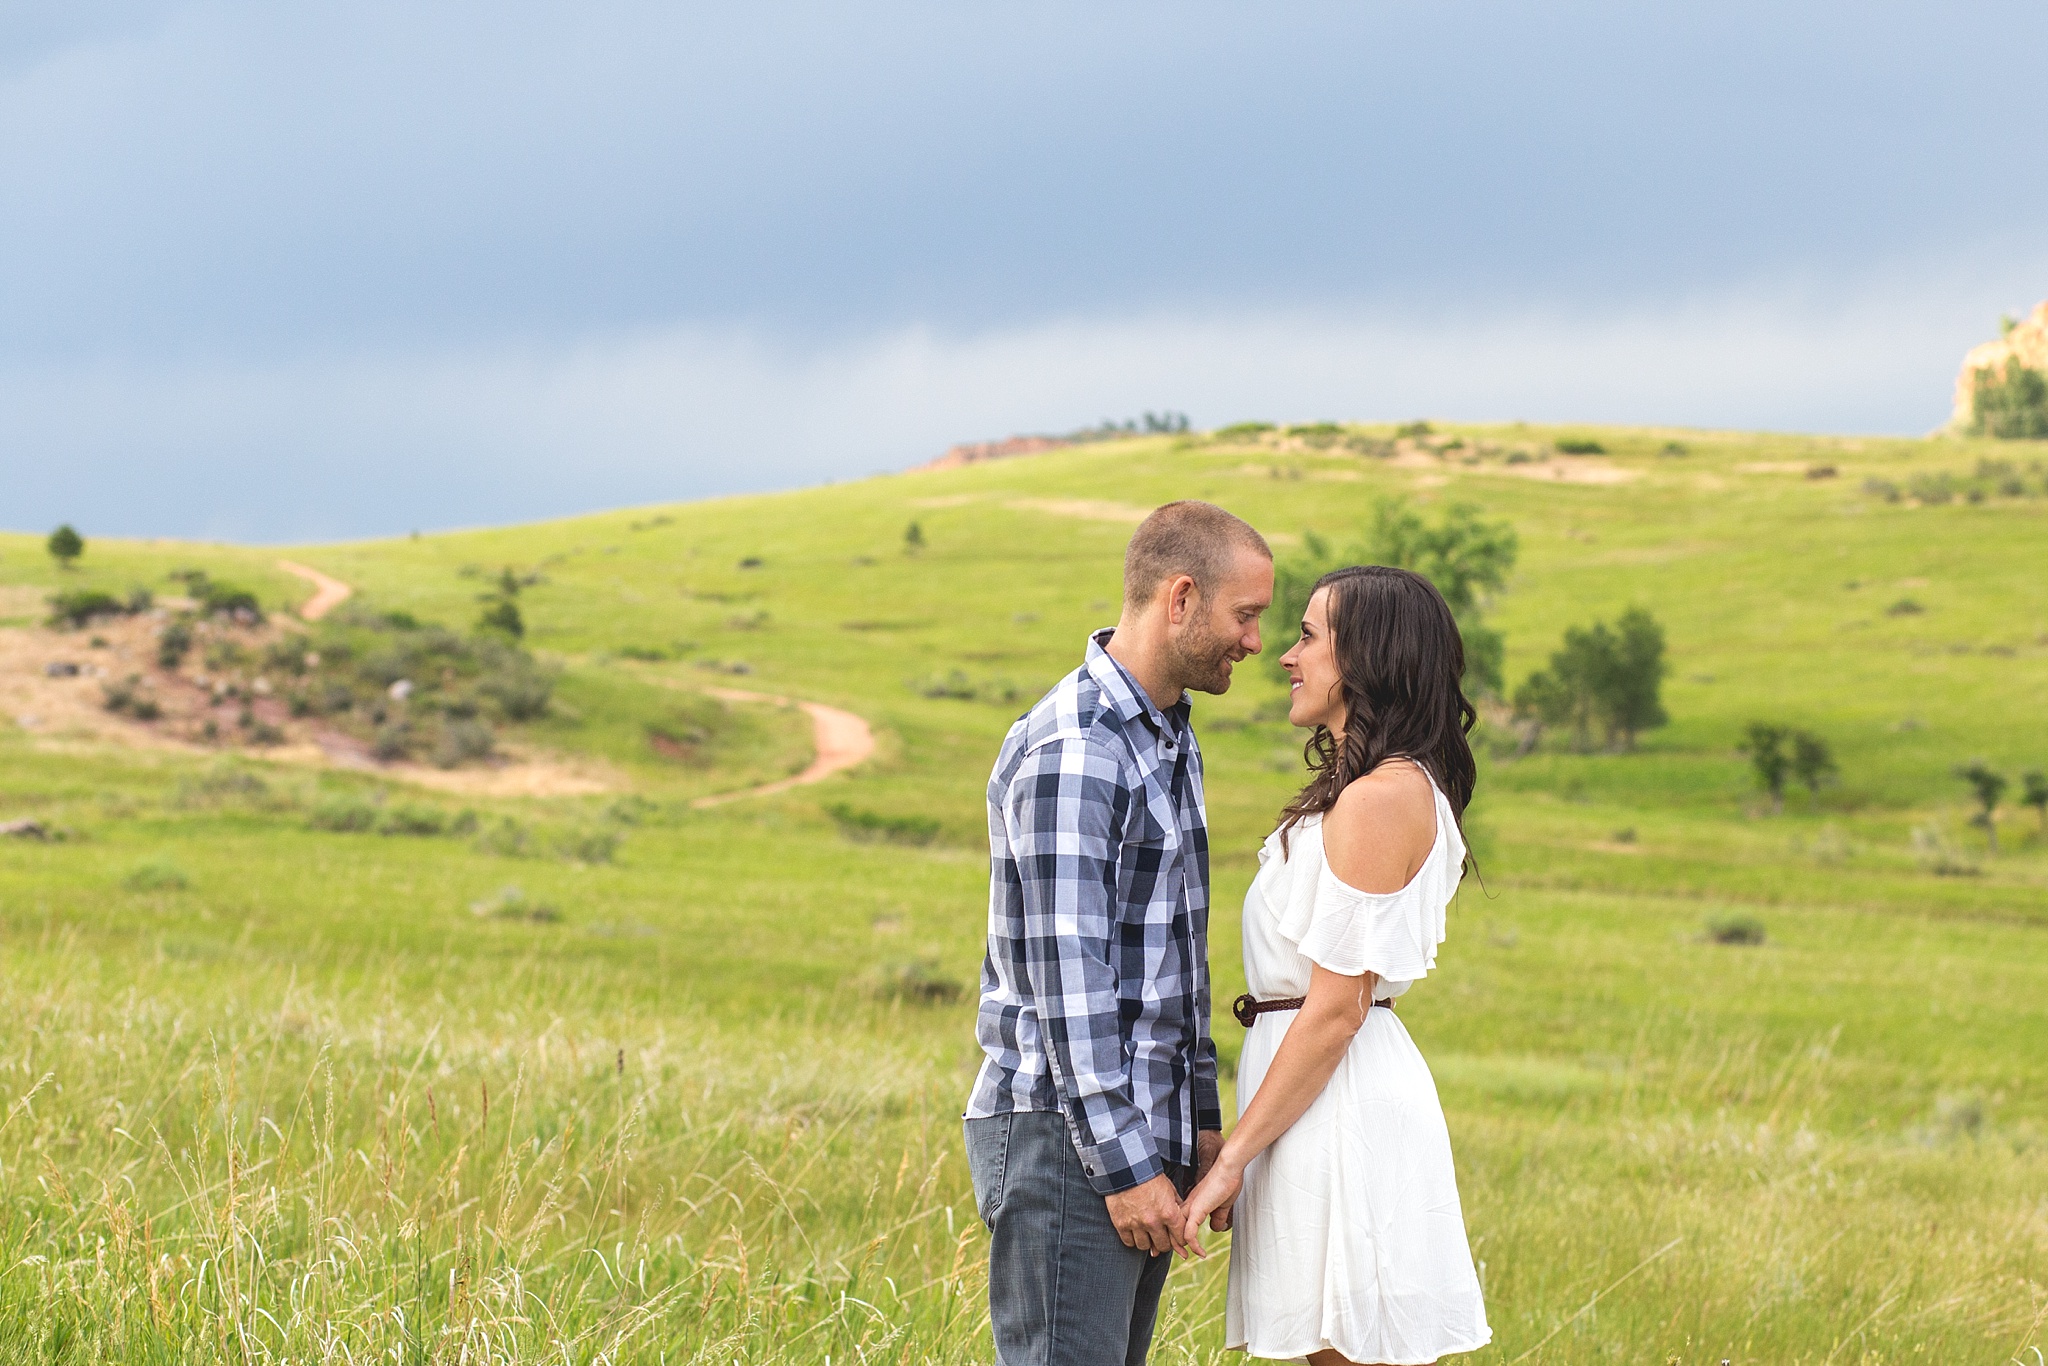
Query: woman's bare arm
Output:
[[1178, 763, 1438, 1255]]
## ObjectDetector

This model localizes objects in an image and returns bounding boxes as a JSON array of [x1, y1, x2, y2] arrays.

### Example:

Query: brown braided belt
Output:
[[1232, 992, 1394, 1028]]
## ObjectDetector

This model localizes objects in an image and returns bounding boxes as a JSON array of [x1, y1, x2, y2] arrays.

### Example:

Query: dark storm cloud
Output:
[[3, 2, 2044, 537]]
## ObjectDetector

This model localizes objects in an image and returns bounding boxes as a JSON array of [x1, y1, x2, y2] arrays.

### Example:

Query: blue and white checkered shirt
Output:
[[965, 628, 1220, 1194]]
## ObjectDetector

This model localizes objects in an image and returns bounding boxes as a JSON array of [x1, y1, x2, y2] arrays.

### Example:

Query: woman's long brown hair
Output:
[[1276, 565, 1477, 855]]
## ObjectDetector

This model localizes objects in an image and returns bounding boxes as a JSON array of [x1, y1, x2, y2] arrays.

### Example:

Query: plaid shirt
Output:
[[965, 629, 1219, 1194]]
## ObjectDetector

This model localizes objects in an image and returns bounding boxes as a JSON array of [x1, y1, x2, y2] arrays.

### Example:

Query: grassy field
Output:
[[0, 422, 2044, 1363]]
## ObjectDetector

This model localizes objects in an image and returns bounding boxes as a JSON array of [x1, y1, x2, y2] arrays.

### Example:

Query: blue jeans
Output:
[[965, 1112, 1191, 1366]]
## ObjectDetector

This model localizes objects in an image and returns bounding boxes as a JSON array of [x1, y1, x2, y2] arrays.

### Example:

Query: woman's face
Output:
[[1279, 585, 1347, 733]]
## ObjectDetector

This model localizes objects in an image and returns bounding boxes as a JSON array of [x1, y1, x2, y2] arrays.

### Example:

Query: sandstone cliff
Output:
[[1952, 300, 2048, 429]]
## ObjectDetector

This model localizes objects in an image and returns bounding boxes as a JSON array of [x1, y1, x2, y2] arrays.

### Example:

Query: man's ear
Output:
[[1164, 574, 1199, 626]]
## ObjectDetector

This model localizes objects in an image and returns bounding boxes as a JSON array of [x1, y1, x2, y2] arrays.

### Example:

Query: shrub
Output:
[[102, 676, 140, 713], [476, 598, 524, 638], [617, 645, 668, 661], [554, 828, 620, 864], [377, 804, 447, 837], [904, 521, 925, 552], [1394, 421, 1433, 438], [1885, 598, 1925, 616], [1862, 477, 1902, 502], [123, 858, 188, 892], [433, 720, 495, 768], [308, 796, 379, 832], [473, 817, 533, 857], [1555, 438, 1606, 455], [47, 589, 125, 628], [157, 620, 194, 669], [827, 803, 941, 846], [469, 885, 562, 923], [873, 957, 964, 1004], [372, 725, 411, 761], [1706, 914, 1766, 946], [1214, 421, 1275, 440]]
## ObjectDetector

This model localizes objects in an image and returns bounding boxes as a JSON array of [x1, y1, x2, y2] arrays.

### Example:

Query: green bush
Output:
[[1555, 438, 1606, 455], [377, 804, 447, 837], [873, 957, 964, 1004], [46, 590, 125, 628], [826, 803, 941, 846], [123, 859, 188, 892], [156, 620, 194, 669], [1706, 914, 1766, 946], [308, 795, 379, 832]]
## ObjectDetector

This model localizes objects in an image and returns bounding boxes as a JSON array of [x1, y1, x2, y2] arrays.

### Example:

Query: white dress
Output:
[[1225, 779, 1491, 1364]]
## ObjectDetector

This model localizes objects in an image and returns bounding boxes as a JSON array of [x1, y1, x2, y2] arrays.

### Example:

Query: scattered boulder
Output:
[[0, 819, 49, 840]]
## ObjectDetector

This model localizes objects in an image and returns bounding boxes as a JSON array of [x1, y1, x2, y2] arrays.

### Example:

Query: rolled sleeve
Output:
[[1004, 734, 1163, 1194]]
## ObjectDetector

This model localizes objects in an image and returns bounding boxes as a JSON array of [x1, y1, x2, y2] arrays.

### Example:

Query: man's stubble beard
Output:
[[1170, 612, 1241, 696]]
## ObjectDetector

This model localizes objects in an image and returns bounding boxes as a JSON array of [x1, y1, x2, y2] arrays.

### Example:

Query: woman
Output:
[[1180, 566, 1491, 1365]]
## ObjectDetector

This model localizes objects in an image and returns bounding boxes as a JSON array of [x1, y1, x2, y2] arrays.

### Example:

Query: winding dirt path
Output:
[[693, 687, 875, 809], [264, 560, 871, 803], [277, 560, 354, 621]]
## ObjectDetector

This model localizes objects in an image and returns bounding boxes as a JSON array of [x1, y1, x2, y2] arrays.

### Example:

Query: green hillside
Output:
[[0, 421, 2044, 1363]]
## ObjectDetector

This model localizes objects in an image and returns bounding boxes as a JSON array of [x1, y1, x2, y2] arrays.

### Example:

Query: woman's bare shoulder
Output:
[[1322, 760, 1437, 893]]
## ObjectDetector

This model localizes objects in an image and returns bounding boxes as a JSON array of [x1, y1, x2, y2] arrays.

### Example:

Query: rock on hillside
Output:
[[1952, 300, 2048, 428], [919, 435, 1072, 471]]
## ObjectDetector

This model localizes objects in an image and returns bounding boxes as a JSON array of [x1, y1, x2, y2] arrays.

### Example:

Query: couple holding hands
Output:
[[964, 501, 1491, 1366]]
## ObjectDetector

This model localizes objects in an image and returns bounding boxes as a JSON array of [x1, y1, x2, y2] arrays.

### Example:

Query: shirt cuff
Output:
[[1069, 1124, 1166, 1195], [1195, 1080, 1223, 1133]]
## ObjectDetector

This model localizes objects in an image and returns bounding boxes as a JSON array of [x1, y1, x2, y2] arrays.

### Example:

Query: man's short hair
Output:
[[1123, 501, 1272, 606]]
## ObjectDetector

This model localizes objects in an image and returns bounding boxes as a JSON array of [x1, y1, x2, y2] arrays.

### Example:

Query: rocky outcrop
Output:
[[919, 435, 1072, 471], [1952, 300, 2048, 429]]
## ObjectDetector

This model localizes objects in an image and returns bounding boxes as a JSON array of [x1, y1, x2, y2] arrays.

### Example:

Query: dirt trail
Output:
[[693, 687, 875, 809], [277, 560, 353, 621]]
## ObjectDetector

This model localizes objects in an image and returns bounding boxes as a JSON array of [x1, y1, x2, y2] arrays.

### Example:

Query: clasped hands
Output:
[[1104, 1131, 1240, 1260]]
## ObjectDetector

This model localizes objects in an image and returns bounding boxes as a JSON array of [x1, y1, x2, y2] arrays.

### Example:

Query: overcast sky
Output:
[[5, 2, 2045, 541]]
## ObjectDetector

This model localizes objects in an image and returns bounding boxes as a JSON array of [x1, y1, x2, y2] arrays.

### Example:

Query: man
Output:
[[965, 500, 1275, 1366]]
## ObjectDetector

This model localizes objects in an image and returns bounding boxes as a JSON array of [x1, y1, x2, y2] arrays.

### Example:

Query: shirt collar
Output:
[[1085, 628, 1191, 738]]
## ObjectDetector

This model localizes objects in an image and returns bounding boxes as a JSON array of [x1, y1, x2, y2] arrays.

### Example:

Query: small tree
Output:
[[1971, 357, 2048, 440], [2020, 769, 2048, 835], [47, 524, 84, 570], [1742, 723, 1792, 813], [1955, 761, 2007, 852], [1603, 608, 1668, 749], [1509, 668, 1575, 755], [477, 598, 524, 639], [1269, 497, 1517, 696], [1791, 730, 1838, 798], [904, 521, 925, 553]]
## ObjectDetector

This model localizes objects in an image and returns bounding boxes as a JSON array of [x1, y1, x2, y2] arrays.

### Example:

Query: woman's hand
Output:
[[1177, 1157, 1243, 1259]]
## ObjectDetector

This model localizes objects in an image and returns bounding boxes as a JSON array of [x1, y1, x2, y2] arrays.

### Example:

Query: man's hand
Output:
[[1103, 1173, 1188, 1257], [1194, 1131, 1233, 1233]]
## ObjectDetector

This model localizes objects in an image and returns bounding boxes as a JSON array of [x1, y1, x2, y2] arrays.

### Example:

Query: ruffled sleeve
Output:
[[1270, 808, 1463, 982]]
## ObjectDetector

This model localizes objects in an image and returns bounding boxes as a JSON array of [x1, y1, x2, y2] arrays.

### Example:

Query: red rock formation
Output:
[[919, 435, 1073, 471]]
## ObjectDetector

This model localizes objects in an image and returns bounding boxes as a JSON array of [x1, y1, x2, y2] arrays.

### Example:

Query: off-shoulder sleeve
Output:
[[1271, 818, 1460, 981]]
